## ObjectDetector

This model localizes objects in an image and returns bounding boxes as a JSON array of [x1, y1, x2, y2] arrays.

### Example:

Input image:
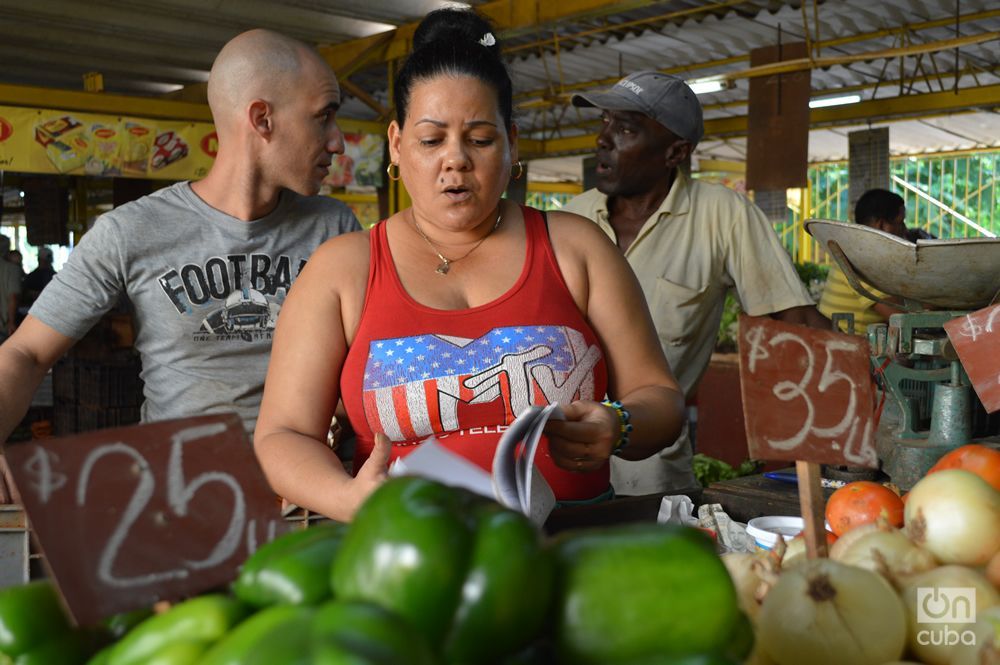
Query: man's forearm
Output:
[[0, 344, 50, 445], [771, 305, 831, 330]]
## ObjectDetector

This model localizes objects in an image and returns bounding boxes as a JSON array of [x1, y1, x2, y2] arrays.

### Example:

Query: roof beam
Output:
[[518, 83, 1000, 158], [711, 31, 1000, 83], [0, 82, 386, 135], [0, 82, 214, 122]]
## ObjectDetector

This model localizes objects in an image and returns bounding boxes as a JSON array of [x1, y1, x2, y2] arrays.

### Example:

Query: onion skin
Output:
[[722, 553, 763, 621], [758, 559, 907, 665], [901, 565, 1000, 665], [828, 522, 881, 560], [952, 605, 1000, 665], [904, 469, 1000, 566], [830, 527, 937, 586]]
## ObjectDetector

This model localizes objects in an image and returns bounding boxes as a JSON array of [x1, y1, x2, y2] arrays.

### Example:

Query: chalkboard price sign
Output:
[[738, 315, 878, 469], [6, 414, 286, 625], [944, 304, 1000, 413]]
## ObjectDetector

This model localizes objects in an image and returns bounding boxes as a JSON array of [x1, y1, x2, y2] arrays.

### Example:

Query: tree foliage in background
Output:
[[692, 453, 762, 487], [809, 151, 999, 238], [715, 262, 827, 352]]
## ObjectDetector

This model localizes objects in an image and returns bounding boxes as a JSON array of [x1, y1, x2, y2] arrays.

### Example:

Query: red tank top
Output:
[[341, 206, 609, 501]]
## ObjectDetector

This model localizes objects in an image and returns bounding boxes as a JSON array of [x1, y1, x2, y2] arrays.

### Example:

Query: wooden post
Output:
[[796, 460, 828, 558]]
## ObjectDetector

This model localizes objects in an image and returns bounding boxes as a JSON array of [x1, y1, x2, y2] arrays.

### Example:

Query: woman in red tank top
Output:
[[254, 9, 685, 522]]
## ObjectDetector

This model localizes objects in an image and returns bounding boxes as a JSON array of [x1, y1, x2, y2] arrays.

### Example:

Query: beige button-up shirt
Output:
[[564, 171, 812, 398], [564, 172, 813, 494]]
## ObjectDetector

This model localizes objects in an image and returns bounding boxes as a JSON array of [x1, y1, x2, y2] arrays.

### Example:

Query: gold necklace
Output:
[[411, 208, 503, 275]]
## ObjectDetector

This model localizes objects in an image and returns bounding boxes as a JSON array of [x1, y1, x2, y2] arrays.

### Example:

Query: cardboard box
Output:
[[121, 121, 154, 174], [86, 123, 123, 175], [34, 116, 92, 173], [150, 131, 188, 170]]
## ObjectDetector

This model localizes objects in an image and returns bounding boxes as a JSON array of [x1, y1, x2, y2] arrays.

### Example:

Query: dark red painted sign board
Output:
[[945, 304, 1000, 413], [6, 413, 287, 625], [738, 315, 878, 468]]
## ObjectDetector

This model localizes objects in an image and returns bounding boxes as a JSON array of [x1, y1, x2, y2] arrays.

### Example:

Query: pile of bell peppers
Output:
[[0, 476, 747, 665]]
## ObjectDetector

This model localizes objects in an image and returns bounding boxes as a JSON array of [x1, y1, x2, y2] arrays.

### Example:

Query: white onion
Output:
[[779, 537, 808, 569], [952, 605, 1000, 665], [830, 525, 937, 586], [722, 553, 762, 621], [721, 551, 780, 622], [904, 469, 1000, 566], [900, 565, 1000, 665], [828, 521, 881, 559], [757, 558, 907, 665]]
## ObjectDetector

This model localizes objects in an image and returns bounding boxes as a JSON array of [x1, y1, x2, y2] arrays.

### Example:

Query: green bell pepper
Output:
[[102, 607, 155, 641], [106, 594, 249, 665], [311, 600, 438, 665], [233, 522, 346, 608], [0, 580, 72, 658], [551, 524, 742, 665], [201, 604, 315, 665], [5, 627, 94, 665], [86, 640, 220, 665], [331, 477, 553, 665], [130, 640, 210, 665], [84, 645, 112, 665], [204, 599, 440, 665]]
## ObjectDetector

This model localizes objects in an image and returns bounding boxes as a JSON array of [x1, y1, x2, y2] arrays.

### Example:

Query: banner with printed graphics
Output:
[[0, 105, 216, 180]]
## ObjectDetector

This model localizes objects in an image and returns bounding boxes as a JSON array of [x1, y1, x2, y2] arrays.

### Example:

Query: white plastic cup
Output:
[[745, 516, 804, 551]]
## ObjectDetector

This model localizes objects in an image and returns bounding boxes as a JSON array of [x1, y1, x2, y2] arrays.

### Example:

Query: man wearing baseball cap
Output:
[[564, 71, 827, 496]]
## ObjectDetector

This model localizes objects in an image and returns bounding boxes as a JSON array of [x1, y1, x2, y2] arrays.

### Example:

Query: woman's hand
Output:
[[340, 433, 391, 519], [544, 400, 619, 473]]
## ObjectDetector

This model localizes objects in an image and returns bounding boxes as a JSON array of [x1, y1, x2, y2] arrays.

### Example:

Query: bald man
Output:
[[0, 30, 361, 442]]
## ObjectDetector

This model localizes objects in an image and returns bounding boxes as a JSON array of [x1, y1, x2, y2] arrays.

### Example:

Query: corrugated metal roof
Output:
[[0, 0, 996, 164]]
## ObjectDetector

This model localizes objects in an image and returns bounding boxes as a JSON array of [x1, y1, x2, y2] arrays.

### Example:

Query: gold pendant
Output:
[[435, 260, 450, 275]]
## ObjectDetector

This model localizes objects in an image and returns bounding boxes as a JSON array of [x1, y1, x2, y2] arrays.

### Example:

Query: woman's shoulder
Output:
[[540, 207, 617, 253], [315, 225, 372, 254], [304, 226, 373, 279]]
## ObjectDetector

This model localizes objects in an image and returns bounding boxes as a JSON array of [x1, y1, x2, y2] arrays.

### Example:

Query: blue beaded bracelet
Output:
[[602, 399, 632, 456]]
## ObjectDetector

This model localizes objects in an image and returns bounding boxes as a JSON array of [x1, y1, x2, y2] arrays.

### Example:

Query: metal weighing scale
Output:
[[805, 220, 1000, 490]]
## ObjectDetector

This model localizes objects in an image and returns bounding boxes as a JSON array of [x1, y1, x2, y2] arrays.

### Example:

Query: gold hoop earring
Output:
[[386, 162, 400, 182], [511, 160, 524, 181]]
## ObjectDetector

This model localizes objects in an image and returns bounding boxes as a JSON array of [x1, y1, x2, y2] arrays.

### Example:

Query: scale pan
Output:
[[805, 219, 1000, 310]]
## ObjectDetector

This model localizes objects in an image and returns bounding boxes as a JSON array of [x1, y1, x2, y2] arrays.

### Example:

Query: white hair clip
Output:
[[479, 32, 496, 47]]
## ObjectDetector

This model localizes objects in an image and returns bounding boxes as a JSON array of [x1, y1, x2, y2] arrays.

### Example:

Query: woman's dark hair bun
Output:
[[393, 7, 513, 130], [412, 8, 499, 56]]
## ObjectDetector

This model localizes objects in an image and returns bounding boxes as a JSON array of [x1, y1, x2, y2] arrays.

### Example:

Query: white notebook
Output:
[[388, 404, 562, 526]]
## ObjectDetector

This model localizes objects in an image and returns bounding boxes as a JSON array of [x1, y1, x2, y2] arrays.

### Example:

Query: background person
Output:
[[818, 188, 909, 334], [254, 9, 686, 522], [5, 250, 23, 279], [563, 71, 828, 496], [0, 29, 360, 443], [0, 237, 20, 341], [18, 246, 56, 323]]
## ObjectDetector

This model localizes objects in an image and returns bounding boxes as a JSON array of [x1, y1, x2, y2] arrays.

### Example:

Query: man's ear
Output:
[[664, 139, 694, 169], [249, 100, 272, 139]]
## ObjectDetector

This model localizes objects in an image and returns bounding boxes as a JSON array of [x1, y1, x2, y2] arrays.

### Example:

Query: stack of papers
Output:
[[388, 404, 561, 526]]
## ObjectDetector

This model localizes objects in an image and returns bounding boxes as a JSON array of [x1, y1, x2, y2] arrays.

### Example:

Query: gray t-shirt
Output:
[[31, 182, 360, 431]]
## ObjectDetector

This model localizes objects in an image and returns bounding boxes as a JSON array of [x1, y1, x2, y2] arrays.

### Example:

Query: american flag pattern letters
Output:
[[362, 325, 602, 441]]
